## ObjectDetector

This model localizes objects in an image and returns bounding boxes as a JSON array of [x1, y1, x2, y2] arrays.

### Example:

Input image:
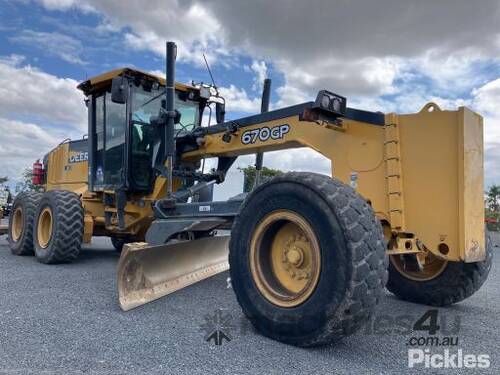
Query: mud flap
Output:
[[117, 236, 230, 311]]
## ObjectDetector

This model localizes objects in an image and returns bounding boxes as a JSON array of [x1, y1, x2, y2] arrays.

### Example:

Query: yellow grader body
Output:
[[45, 98, 484, 263], [7, 42, 491, 347], [183, 103, 485, 263]]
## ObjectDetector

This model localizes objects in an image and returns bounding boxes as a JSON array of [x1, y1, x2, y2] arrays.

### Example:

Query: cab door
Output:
[[90, 91, 128, 191]]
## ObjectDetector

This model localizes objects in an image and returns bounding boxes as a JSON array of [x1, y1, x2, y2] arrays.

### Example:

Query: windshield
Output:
[[128, 84, 200, 189], [131, 85, 200, 133]]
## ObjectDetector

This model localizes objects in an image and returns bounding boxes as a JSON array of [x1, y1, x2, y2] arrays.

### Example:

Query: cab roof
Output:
[[77, 67, 195, 96]]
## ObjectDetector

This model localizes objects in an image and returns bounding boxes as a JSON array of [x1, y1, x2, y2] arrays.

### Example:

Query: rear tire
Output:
[[8, 192, 42, 255], [229, 172, 388, 347], [386, 234, 493, 306], [33, 190, 84, 264]]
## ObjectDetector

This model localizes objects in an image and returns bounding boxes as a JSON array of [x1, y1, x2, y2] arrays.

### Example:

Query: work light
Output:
[[314, 90, 346, 116]]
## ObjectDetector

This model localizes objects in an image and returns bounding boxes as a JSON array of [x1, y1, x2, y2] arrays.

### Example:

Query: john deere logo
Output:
[[68, 152, 88, 164]]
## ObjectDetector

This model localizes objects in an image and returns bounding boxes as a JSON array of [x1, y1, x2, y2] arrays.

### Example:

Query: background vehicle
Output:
[[0, 186, 12, 216]]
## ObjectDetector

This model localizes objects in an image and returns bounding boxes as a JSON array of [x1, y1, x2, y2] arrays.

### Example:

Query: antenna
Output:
[[203, 53, 217, 89]]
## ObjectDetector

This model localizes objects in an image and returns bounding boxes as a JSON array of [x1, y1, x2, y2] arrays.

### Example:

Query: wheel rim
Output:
[[11, 207, 23, 241], [250, 210, 321, 307], [390, 253, 448, 281], [37, 207, 53, 249]]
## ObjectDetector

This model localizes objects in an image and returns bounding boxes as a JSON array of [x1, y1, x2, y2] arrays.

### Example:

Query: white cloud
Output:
[[36, 0, 93, 12], [218, 84, 260, 114], [20, 2, 500, 120], [203, 0, 500, 103], [0, 118, 60, 182], [472, 78, 500, 146], [473, 78, 500, 116], [250, 60, 267, 91], [275, 83, 310, 109], [0, 55, 86, 132], [10, 30, 87, 65], [80, 0, 223, 66], [471, 78, 500, 186], [34, 0, 500, 104], [0, 55, 86, 183]]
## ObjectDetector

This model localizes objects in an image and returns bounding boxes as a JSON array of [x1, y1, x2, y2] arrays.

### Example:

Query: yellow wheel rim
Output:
[[37, 207, 53, 249], [250, 210, 321, 307], [11, 207, 24, 241], [390, 253, 448, 281]]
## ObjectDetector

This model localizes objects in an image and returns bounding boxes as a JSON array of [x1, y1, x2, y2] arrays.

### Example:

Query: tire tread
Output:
[[35, 190, 83, 263], [229, 172, 388, 346], [8, 191, 43, 255]]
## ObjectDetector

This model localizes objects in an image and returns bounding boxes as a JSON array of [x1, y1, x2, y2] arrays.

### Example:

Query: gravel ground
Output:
[[0, 224, 498, 374]]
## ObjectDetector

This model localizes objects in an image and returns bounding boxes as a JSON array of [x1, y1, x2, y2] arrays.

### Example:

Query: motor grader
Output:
[[7, 42, 492, 346]]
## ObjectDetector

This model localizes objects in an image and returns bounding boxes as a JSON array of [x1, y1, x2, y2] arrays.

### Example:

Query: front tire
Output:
[[229, 172, 388, 347], [33, 190, 84, 264], [8, 192, 42, 255]]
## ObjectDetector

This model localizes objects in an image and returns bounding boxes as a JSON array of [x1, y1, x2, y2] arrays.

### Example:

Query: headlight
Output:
[[314, 90, 346, 116]]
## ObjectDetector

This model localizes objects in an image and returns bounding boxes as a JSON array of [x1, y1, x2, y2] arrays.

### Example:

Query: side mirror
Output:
[[111, 76, 128, 104], [215, 102, 226, 124]]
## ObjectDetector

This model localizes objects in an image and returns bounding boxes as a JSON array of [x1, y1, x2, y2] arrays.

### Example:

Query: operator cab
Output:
[[78, 68, 206, 193]]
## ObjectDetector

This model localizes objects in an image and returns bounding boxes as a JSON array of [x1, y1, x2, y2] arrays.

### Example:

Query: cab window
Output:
[[129, 85, 200, 189], [104, 93, 126, 186]]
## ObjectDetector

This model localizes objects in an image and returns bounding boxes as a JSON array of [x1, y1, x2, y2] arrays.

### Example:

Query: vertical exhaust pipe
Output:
[[254, 78, 271, 187], [165, 41, 177, 199]]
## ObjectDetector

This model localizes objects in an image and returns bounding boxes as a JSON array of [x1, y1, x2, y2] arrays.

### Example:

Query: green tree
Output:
[[486, 185, 500, 213], [15, 168, 44, 193], [485, 185, 500, 231], [239, 165, 283, 192]]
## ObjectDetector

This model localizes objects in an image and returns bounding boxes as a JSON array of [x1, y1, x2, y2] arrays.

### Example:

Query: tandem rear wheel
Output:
[[33, 190, 84, 264], [8, 191, 42, 255]]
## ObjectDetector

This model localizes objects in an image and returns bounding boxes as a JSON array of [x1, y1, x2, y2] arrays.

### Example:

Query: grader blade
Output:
[[117, 236, 230, 311]]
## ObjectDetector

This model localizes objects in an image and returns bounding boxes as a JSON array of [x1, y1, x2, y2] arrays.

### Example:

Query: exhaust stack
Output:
[[254, 78, 271, 187]]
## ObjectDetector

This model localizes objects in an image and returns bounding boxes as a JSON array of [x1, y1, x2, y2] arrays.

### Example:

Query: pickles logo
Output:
[[406, 310, 490, 369], [408, 349, 490, 369], [241, 124, 290, 145], [69, 152, 88, 164]]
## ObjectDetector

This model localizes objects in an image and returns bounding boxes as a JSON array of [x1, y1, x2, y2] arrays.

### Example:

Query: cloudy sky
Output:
[[0, 0, 499, 196]]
